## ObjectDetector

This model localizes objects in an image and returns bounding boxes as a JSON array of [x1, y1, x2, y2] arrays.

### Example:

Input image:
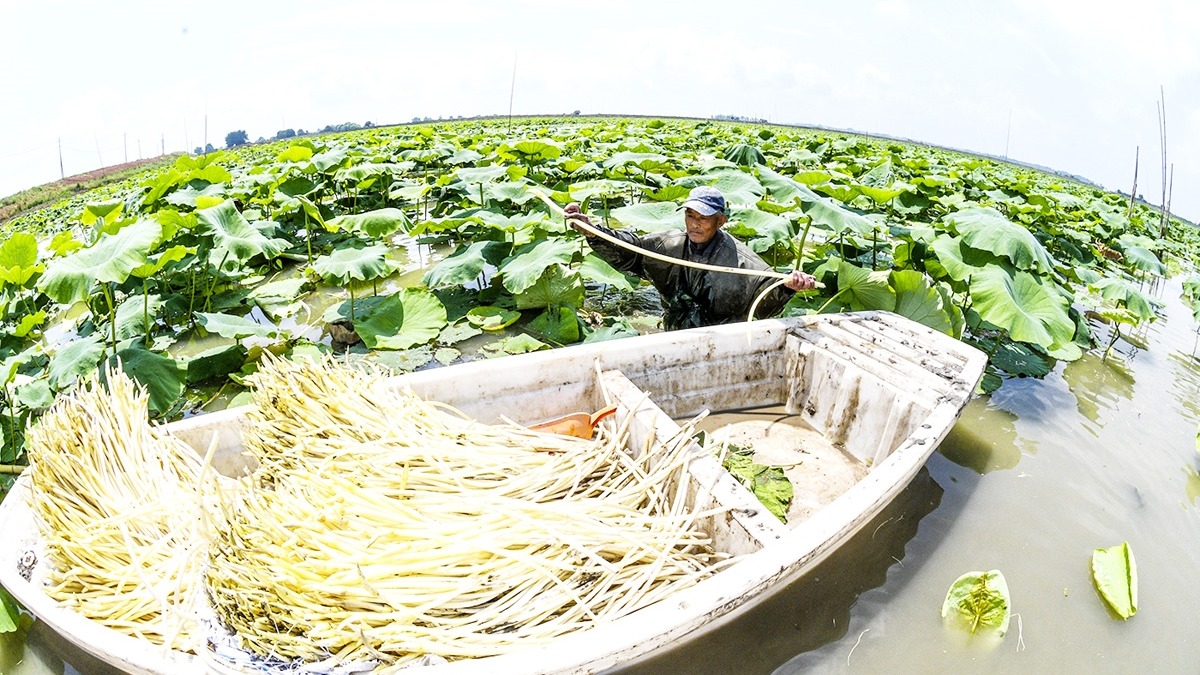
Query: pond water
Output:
[[4, 279, 1199, 674]]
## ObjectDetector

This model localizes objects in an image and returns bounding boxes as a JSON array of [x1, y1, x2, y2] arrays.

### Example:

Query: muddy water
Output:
[[6, 279, 1200, 674]]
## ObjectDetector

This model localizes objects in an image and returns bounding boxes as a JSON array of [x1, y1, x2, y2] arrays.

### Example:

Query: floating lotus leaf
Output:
[[466, 306, 520, 331], [196, 312, 277, 340], [1092, 542, 1137, 619], [941, 570, 1010, 637], [357, 289, 448, 350]]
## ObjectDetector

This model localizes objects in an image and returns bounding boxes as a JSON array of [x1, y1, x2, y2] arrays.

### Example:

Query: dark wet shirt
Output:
[[587, 227, 794, 330]]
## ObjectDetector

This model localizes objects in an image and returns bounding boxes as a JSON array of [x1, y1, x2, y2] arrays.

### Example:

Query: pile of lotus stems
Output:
[[26, 368, 216, 650], [205, 355, 727, 668]]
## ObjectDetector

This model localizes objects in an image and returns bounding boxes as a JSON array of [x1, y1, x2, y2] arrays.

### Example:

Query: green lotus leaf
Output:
[[515, 265, 583, 310], [969, 266, 1074, 349], [491, 333, 549, 355], [183, 343, 247, 385], [643, 184, 691, 202], [858, 185, 906, 203], [106, 345, 186, 416], [437, 322, 482, 345], [942, 570, 1010, 637], [499, 238, 579, 295], [945, 207, 1056, 273], [114, 294, 164, 340], [837, 260, 895, 311], [249, 278, 309, 305], [569, 179, 636, 202], [164, 182, 227, 209], [930, 235, 1007, 282], [13, 310, 47, 338], [507, 140, 561, 163], [48, 231, 83, 257], [357, 289, 448, 350], [1090, 277, 1156, 323], [434, 347, 460, 366], [707, 170, 765, 207], [603, 151, 671, 173], [528, 306, 581, 343], [0, 232, 42, 287], [453, 165, 509, 185], [312, 244, 397, 285], [48, 334, 106, 390], [196, 200, 284, 263], [424, 241, 509, 289], [39, 217, 163, 305], [277, 175, 318, 198], [0, 586, 19, 633], [609, 202, 682, 233], [312, 147, 349, 173], [756, 165, 825, 207], [485, 180, 539, 205], [1092, 542, 1137, 619], [890, 270, 953, 335], [466, 306, 521, 331], [131, 245, 192, 279], [276, 145, 313, 163], [726, 207, 792, 250], [1121, 246, 1166, 276], [327, 208, 412, 238], [81, 199, 124, 227], [579, 254, 635, 291], [722, 143, 766, 167], [473, 211, 549, 236], [982, 338, 1053, 377], [196, 312, 278, 340]]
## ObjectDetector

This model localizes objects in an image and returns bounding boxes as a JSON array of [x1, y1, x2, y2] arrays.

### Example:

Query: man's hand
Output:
[[563, 203, 595, 237], [783, 270, 818, 292]]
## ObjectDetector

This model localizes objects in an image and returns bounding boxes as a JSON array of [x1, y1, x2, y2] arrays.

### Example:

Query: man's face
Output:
[[684, 208, 725, 244]]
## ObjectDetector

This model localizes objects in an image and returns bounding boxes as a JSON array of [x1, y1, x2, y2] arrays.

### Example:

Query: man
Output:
[[564, 186, 817, 330]]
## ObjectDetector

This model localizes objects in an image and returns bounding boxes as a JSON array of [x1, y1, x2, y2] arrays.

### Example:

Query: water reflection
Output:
[[1061, 353, 1136, 427], [609, 467, 944, 675], [1167, 351, 1200, 419], [936, 397, 1022, 473]]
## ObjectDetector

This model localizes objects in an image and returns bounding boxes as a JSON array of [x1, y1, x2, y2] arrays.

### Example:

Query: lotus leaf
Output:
[[837, 260, 895, 312], [529, 306, 581, 343], [196, 201, 284, 263], [579, 254, 635, 291], [196, 312, 277, 340], [424, 241, 508, 289], [39, 217, 162, 305], [356, 289, 447, 350], [107, 345, 186, 416], [609, 202, 682, 233], [1121, 246, 1166, 276], [48, 334, 106, 390], [313, 245, 396, 285], [945, 207, 1056, 273], [499, 239, 579, 295], [890, 270, 953, 335], [1092, 541, 1137, 619], [466, 306, 520, 331], [328, 208, 412, 238], [969, 266, 1075, 350], [0, 232, 42, 287], [515, 266, 583, 311], [941, 570, 1010, 637]]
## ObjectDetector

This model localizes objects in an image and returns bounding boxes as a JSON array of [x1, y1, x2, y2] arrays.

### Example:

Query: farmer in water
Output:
[[564, 186, 817, 330]]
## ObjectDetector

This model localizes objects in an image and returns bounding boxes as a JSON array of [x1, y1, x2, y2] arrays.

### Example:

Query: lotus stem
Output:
[[103, 282, 117, 351], [0, 464, 25, 475]]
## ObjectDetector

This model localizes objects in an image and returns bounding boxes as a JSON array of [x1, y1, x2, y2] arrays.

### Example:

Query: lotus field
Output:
[[0, 117, 1197, 486]]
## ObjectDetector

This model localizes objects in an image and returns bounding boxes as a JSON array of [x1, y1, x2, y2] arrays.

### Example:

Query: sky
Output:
[[1, 0, 1197, 223]]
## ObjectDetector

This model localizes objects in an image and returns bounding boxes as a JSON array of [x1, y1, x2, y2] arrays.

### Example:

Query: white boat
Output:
[[0, 311, 985, 674]]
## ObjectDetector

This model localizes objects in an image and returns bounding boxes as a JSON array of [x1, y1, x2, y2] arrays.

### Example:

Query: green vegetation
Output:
[[1, 116, 1196, 491], [1092, 541, 1138, 619], [0, 155, 179, 229], [941, 569, 1011, 637]]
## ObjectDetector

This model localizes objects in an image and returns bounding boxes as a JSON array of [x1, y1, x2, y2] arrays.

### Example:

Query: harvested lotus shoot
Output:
[[204, 355, 730, 669], [25, 368, 219, 650]]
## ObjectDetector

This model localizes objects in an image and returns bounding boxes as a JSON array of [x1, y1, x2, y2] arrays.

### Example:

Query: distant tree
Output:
[[225, 130, 249, 148], [256, 136, 265, 143], [297, 128, 307, 135], [572, 110, 581, 115], [193, 147, 202, 155], [204, 143, 215, 154], [411, 117, 421, 123], [364, 121, 374, 128], [274, 128, 297, 140]]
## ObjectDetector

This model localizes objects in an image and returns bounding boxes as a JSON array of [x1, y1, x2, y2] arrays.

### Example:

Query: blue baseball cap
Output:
[[680, 186, 726, 216]]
